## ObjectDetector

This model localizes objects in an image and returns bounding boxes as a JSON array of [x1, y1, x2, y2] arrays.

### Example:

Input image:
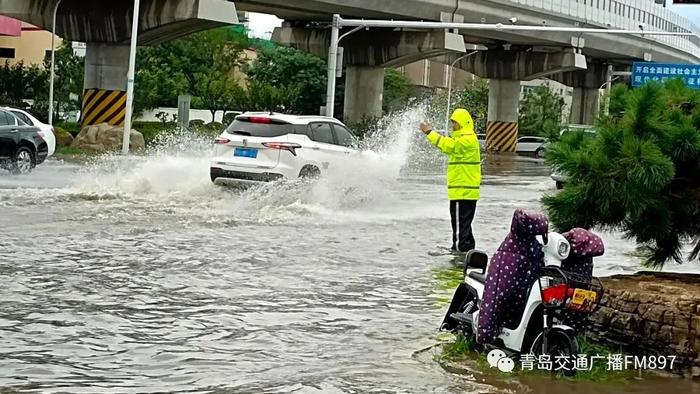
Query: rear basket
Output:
[[539, 267, 604, 313]]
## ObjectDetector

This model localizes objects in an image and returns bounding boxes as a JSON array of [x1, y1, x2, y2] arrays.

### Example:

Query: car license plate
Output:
[[234, 147, 258, 158], [570, 288, 597, 310]]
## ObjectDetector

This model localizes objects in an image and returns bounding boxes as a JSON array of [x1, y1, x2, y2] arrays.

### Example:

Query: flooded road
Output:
[[1, 128, 699, 393]]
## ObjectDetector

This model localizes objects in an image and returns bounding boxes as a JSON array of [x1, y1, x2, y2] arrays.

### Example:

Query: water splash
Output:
[[30, 107, 444, 224], [229, 106, 434, 220], [70, 128, 219, 198]]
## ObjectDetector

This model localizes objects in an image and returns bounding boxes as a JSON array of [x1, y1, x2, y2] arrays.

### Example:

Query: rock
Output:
[[619, 300, 639, 314], [692, 316, 700, 333], [586, 272, 700, 378], [692, 366, 700, 378], [671, 326, 689, 343], [663, 309, 679, 325], [659, 325, 674, 343], [52, 126, 74, 147], [673, 313, 692, 330], [71, 123, 145, 152], [642, 321, 659, 338], [643, 304, 667, 323]]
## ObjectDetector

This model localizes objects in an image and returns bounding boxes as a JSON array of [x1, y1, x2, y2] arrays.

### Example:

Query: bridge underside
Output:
[[3, 0, 239, 128], [2, 0, 238, 45], [237, 0, 699, 64]]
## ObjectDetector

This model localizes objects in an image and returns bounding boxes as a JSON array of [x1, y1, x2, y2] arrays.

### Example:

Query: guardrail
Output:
[[506, 0, 700, 59]]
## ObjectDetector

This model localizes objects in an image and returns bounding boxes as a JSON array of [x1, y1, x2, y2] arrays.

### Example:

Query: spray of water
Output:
[[70, 128, 219, 198], [231, 106, 431, 220], [57, 106, 443, 223]]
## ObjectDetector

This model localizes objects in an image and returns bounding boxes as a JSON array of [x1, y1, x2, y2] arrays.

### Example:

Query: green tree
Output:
[[544, 79, 700, 268], [136, 27, 249, 120], [245, 46, 326, 114], [423, 78, 489, 133], [453, 78, 489, 133], [241, 81, 300, 112], [519, 84, 566, 140], [383, 69, 413, 112], [0, 61, 42, 108], [43, 43, 83, 122]]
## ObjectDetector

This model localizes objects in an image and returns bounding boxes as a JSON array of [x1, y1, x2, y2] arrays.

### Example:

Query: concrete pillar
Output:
[[81, 43, 129, 127], [569, 87, 600, 125], [343, 66, 384, 124], [486, 79, 519, 153]]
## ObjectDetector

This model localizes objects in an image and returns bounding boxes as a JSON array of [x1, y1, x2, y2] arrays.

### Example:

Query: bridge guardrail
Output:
[[506, 0, 700, 60]]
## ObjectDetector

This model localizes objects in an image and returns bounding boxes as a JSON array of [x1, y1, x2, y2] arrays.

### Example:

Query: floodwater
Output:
[[1, 110, 700, 393]]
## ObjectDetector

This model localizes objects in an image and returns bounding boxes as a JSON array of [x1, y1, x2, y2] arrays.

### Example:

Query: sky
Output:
[[246, 4, 700, 40], [670, 3, 700, 25]]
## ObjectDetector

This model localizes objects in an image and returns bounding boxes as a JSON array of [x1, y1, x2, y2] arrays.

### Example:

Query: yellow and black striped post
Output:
[[486, 121, 518, 152], [81, 88, 127, 127]]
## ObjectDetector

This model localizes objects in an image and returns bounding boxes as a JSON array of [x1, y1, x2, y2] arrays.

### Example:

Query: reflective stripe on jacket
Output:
[[426, 108, 481, 200]]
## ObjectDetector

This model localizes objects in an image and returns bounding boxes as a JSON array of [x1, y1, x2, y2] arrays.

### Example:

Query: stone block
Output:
[[72, 123, 145, 152], [643, 304, 667, 323]]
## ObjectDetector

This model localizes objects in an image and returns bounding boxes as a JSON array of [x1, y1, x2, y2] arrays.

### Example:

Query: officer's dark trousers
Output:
[[450, 200, 477, 252]]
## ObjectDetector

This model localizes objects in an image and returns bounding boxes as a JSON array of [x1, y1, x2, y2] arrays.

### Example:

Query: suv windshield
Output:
[[225, 119, 303, 138]]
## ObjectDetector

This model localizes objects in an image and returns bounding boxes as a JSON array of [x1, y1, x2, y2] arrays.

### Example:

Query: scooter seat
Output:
[[468, 271, 487, 284]]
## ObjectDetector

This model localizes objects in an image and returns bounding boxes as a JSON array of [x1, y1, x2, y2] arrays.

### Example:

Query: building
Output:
[[0, 21, 59, 66], [0, 15, 21, 37]]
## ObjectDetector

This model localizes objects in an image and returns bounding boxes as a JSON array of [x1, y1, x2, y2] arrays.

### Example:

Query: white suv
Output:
[[210, 112, 358, 186]]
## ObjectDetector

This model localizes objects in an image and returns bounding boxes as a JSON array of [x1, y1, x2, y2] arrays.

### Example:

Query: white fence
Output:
[[137, 108, 236, 124]]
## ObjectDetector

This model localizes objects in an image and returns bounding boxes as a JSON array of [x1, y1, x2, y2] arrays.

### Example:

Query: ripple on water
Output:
[[0, 114, 676, 392]]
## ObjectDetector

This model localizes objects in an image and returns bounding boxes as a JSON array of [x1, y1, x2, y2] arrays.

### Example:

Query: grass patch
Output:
[[55, 121, 82, 137], [430, 265, 464, 306], [54, 121, 224, 146], [55, 146, 92, 156], [432, 266, 464, 291], [437, 333, 635, 382]]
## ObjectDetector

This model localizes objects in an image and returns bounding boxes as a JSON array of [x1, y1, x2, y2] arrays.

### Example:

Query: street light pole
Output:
[[122, 0, 141, 155], [603, 64, 613, 116], [48, 0, 62, 126], [324, 16, 366, 118], [324, 15, 340, 118], [445, 51, 478, 130]]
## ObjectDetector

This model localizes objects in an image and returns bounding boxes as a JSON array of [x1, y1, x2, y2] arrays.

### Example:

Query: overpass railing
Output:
[[507, 0, 700, 60]]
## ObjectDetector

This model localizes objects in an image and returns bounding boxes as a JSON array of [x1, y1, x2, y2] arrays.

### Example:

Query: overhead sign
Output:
[[631, 62, 700, 88]]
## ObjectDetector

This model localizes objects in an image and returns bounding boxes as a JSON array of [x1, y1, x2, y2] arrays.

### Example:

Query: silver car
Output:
[[516, 136, 547, 158]]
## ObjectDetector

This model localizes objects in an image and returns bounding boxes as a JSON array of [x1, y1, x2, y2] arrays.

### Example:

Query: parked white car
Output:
[[516, 136, 547, 158], [3, 107, 56, 156], [210, 112, 358, 186]]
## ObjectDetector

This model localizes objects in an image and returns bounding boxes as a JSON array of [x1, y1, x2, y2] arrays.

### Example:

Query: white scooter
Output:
[[441, 232, 603, 375]]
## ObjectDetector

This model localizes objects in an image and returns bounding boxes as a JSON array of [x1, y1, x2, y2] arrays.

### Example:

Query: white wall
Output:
[[136, 107, 237, 124]]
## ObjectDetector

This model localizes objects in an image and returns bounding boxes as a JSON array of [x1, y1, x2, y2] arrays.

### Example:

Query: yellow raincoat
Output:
[[426, 109, 481, 200]]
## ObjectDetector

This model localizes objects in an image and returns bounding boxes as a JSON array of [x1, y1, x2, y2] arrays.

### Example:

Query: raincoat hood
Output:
[[563, 228, 605, 258], [510, 208, 549, 236], [449, 108, 475, 137]]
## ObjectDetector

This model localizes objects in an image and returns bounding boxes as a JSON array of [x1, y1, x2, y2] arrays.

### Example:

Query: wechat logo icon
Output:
[[487, 349, 515, 373]]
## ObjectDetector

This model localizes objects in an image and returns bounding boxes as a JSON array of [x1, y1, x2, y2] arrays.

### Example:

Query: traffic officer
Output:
[[420, 108, 482, 252]]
